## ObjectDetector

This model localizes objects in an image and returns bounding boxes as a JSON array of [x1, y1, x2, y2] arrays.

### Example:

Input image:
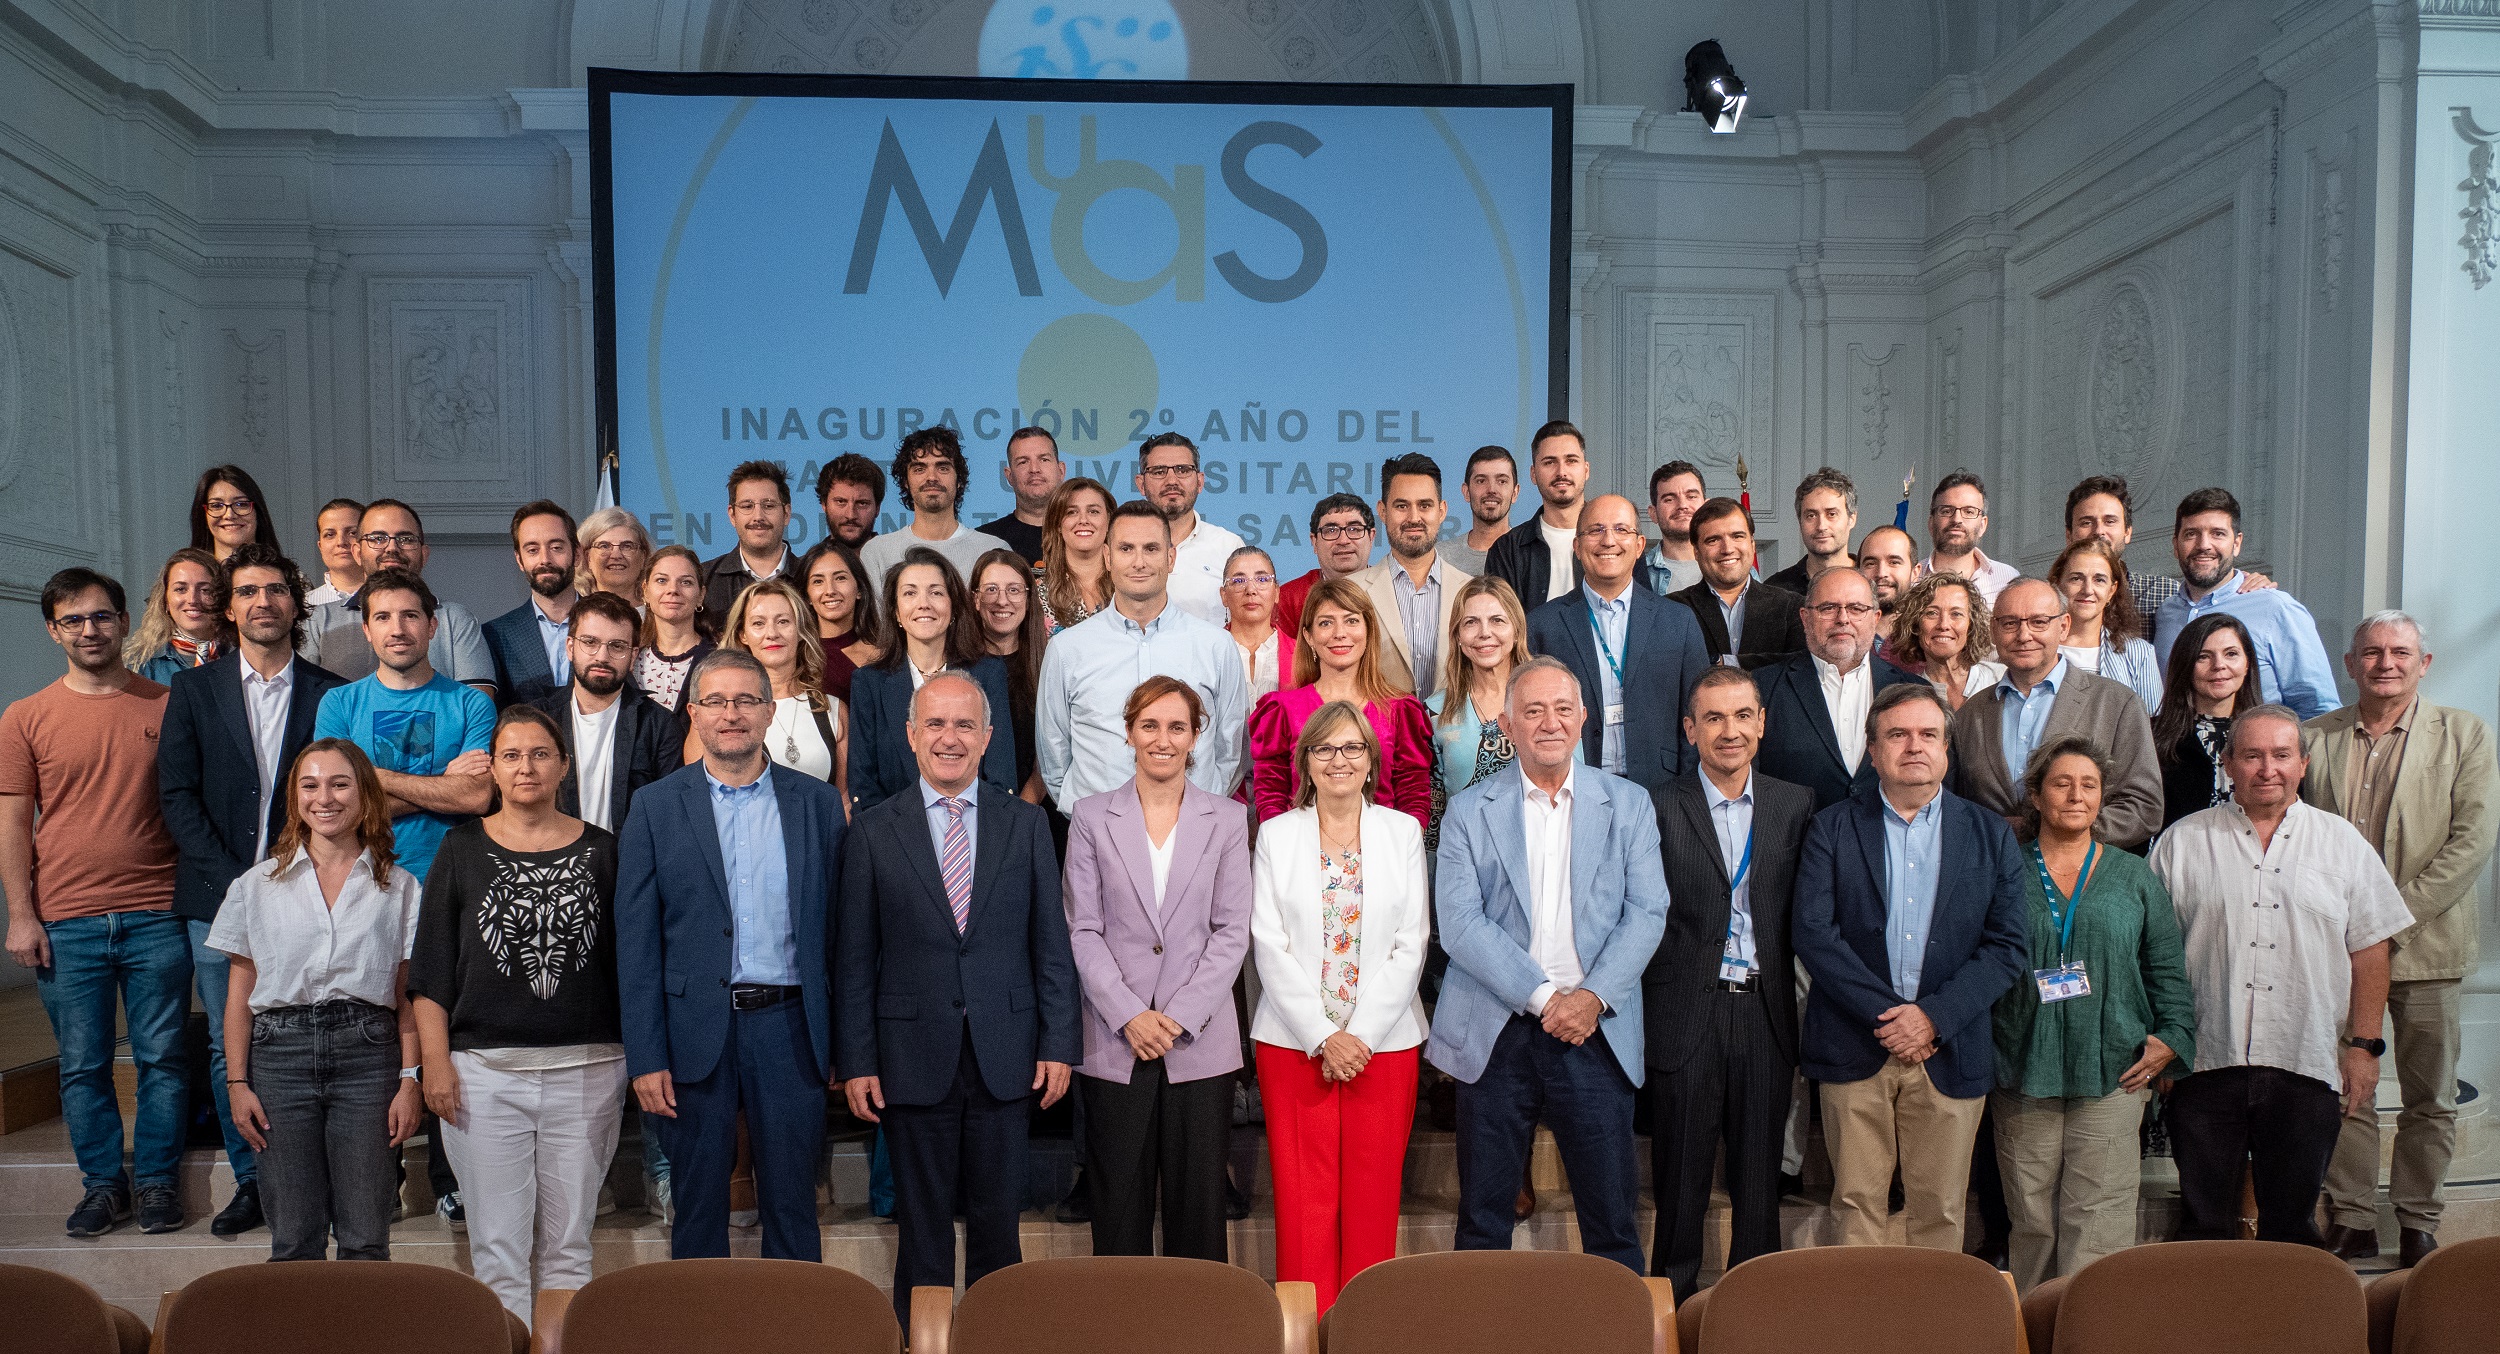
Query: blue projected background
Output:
[[595, 73, 1566, 575]]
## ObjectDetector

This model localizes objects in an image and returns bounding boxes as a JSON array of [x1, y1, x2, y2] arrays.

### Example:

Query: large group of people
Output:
[[1, 425, 2490, 1322]]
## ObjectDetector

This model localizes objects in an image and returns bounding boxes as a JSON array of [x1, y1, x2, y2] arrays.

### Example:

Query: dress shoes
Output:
[[2323, 1222, 2380, 1260], [2399, 1227, 2437, 1269]]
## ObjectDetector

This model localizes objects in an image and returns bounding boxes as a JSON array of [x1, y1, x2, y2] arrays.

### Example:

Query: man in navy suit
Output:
[[1755, 568, 1924, 810], [156, 543, 344, 1238], [1429, 657, 1672, 1272], [481, 499, 578, 708], [1526, 493, 1711, 801], [1792, 682, 2027, 1250], [617, 648, 845, 1261], [839, 671, 1078, 1322]]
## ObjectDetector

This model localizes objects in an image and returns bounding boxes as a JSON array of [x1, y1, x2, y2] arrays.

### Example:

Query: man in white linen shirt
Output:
[[1037, 502, 1248, 812], [2150, 704, 2411, 1247]]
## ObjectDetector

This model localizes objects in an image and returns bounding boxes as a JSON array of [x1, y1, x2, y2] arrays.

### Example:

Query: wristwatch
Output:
[[2345, 1036, 2387, 1057], [400, 1066, 422, 1082]]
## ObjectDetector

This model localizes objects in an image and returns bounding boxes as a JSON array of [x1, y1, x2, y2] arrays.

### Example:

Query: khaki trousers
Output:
[[2326, 978, 2462, 1231], [1991, 1088, 2146, 1292], [1822, 1058, 1986, 1249]]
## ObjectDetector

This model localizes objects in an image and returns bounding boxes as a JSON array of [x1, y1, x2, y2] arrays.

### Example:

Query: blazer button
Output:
[[719, 978, 729, 987], [953, 1000, 965, 1011], [1153, 944, 1163, 955], [723, 929, 733, 938]]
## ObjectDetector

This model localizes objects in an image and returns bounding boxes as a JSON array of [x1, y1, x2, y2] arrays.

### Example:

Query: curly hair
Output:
[[1886, 572, 1994, 672]]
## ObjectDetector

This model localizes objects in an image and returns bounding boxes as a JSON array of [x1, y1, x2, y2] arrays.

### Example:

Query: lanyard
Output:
[[1590, 605, 1628, 693], [1720, 810, 1755, 952], [2031, 841, 2097, 961]]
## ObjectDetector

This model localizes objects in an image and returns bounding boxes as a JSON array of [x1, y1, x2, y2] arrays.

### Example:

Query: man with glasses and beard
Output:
[[301, 498, 495, 693], [527, 591, 688, 834], [2150, 487, 2340, 719], [484, 500, 582, 708]]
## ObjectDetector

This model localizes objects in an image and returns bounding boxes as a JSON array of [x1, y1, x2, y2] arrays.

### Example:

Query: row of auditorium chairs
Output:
[[6, 1238, 2494, 1354]]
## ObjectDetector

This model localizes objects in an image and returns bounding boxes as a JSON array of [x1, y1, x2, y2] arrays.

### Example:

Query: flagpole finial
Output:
[[1735, 455, 1750, 494]]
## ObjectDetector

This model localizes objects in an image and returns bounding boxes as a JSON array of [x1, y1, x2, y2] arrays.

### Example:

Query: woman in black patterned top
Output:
[[2150, 614, 2264, 830], [410, 705, 620, 1325]]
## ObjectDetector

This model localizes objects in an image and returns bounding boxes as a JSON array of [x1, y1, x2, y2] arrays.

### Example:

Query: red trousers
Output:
[[1256, 1041, 1419, 1312]]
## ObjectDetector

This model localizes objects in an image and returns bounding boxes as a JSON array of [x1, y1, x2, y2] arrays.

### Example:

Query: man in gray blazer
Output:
[[1948, 578, 2163, 850], [1429, 657, 1671, 1272]]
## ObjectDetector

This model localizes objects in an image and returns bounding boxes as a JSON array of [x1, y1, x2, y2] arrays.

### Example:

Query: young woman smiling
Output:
[[846, 548, 1019, 814], [1247, 578, 1431, 832], [1037, 477, 1114, 633], [631, 545, 714, 714]]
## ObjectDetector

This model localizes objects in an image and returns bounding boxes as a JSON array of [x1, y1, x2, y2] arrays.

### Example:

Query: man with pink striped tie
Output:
[[837, 670, 1079, 1323]]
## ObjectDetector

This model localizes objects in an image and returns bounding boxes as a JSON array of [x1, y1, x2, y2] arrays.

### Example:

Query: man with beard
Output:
[[1485, 421, 1593, 606], [484, 500, 582, 708], [1854, 525, 1920, 622], [2150, 487, 2340, 718], [861, 428, 1009, 601], [1922, 471, 2019, 606], [155, 544, 346, 1238], [817, 452, 889, 552], [1444, 445, 1517, 576], [527, 591, 687, 833], [702, 461, 804, 621], [301, 499, 494, 692], [1134, 432, 1244, 626], [1635, 460, 1708, 598], [1352, 453, 1470, 698], [1765, 469, 1858, 597], [1670, 498, 1805, 669], [976, 427, 1062, 566]]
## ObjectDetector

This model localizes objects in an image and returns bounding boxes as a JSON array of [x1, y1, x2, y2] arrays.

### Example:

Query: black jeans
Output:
[[250, 1000, 402, 1260], [2166, 1064, 2343, 1245]]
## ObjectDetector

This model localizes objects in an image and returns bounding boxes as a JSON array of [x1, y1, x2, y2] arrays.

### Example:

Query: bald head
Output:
[[1802, 562, 1880, 670], [1991, 577, 2070, 684], [1574, 494, 1642, 594]]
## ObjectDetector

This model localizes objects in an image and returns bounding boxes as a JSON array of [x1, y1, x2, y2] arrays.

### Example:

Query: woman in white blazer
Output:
[[1251, 699, 1431, 1314]]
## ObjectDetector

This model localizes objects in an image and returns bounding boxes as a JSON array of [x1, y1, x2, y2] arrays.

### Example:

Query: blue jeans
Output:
[[36, 910, 192, 1192], [187, 919, 257, 1184], [251, 1000, 402, 1260]]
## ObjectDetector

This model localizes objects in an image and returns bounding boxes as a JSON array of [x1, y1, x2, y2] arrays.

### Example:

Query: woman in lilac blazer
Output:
[[1062, 674, 1255, 1262]]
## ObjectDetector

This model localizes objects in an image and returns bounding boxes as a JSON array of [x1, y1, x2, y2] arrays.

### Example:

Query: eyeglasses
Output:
[[1225, 573, 1277, 589], [359, 531, 423, 550], [690, 694, 771, 712], [1808, 602, 1879, 620], [1313, 522, 1372, 542], [48, 610, 119, 632], [977, 583, 1028, 601], [496, 748, 562, 765], [1932, 505, 1987, 521], [204, 498, 255, 519], [1994, 615, 2064, 634], [570, 638, 636, 659], [1310, 742, 1371, 763], [588, 541, 644, 556], [1138, 463, 1199, 480], [1578, 524, 1643, 542]]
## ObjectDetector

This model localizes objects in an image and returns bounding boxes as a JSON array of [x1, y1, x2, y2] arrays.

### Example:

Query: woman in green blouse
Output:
[[1992, 734, 2197, 1292]]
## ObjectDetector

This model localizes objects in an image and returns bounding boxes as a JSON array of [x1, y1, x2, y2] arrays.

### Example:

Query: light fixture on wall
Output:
[[1682, 40, 1747, 134]]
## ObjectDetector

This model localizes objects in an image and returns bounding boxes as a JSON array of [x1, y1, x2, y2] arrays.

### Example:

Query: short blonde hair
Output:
[[573, 506, 651, 595]]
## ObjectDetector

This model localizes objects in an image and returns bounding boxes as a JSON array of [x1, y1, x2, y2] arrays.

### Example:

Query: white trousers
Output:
[[438, 1052, 628, 1323]]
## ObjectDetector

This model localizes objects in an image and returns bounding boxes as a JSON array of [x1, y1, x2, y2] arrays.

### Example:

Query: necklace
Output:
[[767, 698, 801, 763]]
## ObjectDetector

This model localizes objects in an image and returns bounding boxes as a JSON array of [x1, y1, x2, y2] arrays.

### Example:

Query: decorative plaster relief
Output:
[[0, 278, 18, 495], [0, 248, 86, 554], [1934, 332, 1962, 462], [2315, 160, 2347, 313], [366, 279, 530, 486], [2457, 109, 2500, 291], [1850, 343, 1901, 461], [159, 313, 189, 453], [225, 329, 284, 460], [1633, 294, 1776, 484]]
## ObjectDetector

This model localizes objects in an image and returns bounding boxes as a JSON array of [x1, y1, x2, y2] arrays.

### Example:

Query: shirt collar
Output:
[[1524, 765, 1577, 809], [1701, 770, 1755, 810], [920, 777, 976, 810], [533, 601, 569, 629], [241, 660, 292, 690], [1389, 559, 1439, 595], [1998, 656, 2070, 700], [704, 764, 771, 799], [1109, 601, 1172, 637], [272, 845, 375, 881], [1581, 582, 1631, 616], [2378, 699, 2421, 735], [1881, 789, 1942, 829], [1811, 651, 1868, 686]]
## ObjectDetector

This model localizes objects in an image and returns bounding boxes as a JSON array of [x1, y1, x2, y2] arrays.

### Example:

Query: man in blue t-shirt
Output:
[[2150, 487, 2342, 720], [311, 567, 494, 884]]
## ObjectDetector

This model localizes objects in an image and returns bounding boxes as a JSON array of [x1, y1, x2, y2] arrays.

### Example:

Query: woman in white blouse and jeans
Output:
[[211, 738, 425, 1261]]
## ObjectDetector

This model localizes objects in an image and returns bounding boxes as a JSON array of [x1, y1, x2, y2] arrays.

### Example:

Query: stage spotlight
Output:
[[1682, 40, 1747, 134]]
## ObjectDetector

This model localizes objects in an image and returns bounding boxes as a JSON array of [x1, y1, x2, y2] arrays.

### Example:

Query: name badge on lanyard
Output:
[[1718, 823, 1755, 982], [1593, 611, 1629, 733], [2030, 842, 2096, 1005]]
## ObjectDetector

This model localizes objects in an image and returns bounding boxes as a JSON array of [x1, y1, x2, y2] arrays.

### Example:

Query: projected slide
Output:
[[593, 70, 1569, 575]]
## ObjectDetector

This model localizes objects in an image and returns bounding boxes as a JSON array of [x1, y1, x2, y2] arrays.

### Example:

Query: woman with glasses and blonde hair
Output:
[[1250, 700, 1430, 1313], [209, 738, 424, 1262], [574, 507, 651, 600], [1248, 579, 1431, 831], [1885, 572, 2004, 711], [718, 577, 846, 796], [1035, 478, 1115, 633], [631, 545, 714, 714], [127, 547, 230, 683]]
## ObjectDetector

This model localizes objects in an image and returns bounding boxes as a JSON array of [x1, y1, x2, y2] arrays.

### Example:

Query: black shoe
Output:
[[1971, 1233, 2009, 1270], [65, 1184, 132, 1239], [2398, 1227, 2437, 1269], [1780, 1171, 1807, 1201], [136, 1184, 184, 1234], [2324, 1222, 2380, 1260], [1054, 1173, 1092, 1225], [1224, 1176, 1252, 1221], [210, 1181, 264, 1237]]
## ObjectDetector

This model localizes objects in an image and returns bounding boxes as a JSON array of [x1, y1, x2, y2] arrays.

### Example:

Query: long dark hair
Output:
[[970, 547, 1048, 696], [188, 465, 283, 556], [2151, 613, 2263, 762], [871, 547, 986, 672], [799, 537, 882, 651]]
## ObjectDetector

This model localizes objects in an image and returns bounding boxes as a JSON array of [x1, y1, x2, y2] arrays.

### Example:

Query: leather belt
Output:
[[730, 983, 799, 1011], [1720, 976, 1759, 994]]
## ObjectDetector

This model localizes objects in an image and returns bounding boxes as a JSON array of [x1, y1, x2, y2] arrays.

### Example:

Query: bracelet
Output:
[[225, 1079, 249, 1086]]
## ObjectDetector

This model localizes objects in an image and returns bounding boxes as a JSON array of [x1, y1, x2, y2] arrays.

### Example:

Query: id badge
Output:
[[1719, 956, 1751, 983], [1605, 703, 1627, 728], [2034, 963, 2091, 1003]]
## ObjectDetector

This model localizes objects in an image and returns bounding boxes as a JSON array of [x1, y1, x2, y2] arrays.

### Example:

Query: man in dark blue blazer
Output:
[[616, 648, 845, 1261], [1792, 682, 2027, 1251], [1755, 568, 1924, 809], [480, 499, 579, 708], [1525, 493, 1711, 800], [838, 670, 1078, 1324], [523, 591, 686, 833], [155, 544, 344, 1238]]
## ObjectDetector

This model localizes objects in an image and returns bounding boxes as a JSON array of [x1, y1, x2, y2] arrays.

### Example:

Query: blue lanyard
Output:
[[2030, 842, 2096, 961], [1590, 605, 1627, 692], [1720, 810, 1755, 950]]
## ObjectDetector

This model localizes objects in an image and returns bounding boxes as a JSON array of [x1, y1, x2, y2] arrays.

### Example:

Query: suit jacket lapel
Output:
[[207, 656, 254, 764], [683, 774, 732, 906], [1564, 593, 1605, 763], [1851, 794, 1890, 914], [968, 785, 1009, 931], [1103, 785, 1166, 937], [1788, 661, 1847, 771], [1487, 770, 1535, 929], [1678, 781, 1730, 888], [893, 791, 956, 932], [770, 768, 815, 911], [1567, 771, 1613, 970], [1162, 791, 1218, 936]]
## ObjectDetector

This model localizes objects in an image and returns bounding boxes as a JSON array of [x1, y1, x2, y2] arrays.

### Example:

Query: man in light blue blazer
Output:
[[617, 649, 845, 1262], [1429, 656, 1673, 1271]]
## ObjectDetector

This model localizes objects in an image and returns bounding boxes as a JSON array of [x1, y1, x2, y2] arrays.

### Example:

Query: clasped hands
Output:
[[1122, 1010, 1186, 1062], [1876, 1003, 1936, 1063], [1540, 988, 1603, 1045]]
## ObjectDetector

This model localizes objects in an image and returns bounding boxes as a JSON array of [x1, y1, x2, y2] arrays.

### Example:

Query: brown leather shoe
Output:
[[2324, 1222, 2380, 1260], [1514, 1184, 1536, 1221], [2398, 1227, 2438, 1269]]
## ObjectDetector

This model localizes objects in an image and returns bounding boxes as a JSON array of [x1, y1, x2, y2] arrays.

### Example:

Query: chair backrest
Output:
[[2365, 1271, 2409, 1354], [2023, 1275, 2072, 1354], [158, 1261, 516, 1354], [2390, 1235, 2500, 1354], [562, 1258, 898, 1354], [1323, 1252, 1655, 1354], [0, 1261, 126, 1354], [1700, 1247, 2018, 1354], [2052, 1240, 2363, 1354], [952, 1257, 1281, 1354]]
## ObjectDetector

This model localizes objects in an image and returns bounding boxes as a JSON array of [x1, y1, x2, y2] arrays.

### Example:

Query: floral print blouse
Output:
[[1319, 844, 1364, 1031]]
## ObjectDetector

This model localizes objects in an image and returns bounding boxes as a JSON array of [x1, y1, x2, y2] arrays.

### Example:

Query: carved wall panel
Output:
[[1849, 342, 1903, 463], [0, 250, 87, 562], [220, 328, 288, 464], [1625, 293, 1777, 499], [366, 278, 533, 492]]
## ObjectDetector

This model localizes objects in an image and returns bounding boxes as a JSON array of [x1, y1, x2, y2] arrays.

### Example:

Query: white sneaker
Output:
[[729, 1206, 760, 1227], [645, 1173, 673, 1227]]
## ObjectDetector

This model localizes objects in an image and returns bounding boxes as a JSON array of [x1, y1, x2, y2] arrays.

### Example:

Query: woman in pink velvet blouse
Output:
[[1248, 577, 1432, 831]]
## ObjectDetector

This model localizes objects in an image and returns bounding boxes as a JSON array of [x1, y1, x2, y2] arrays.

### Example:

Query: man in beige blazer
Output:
[[2305, 610, 2498, 1269], [1351, 452, 1472, 699], [1946, 579, 2164, 850]]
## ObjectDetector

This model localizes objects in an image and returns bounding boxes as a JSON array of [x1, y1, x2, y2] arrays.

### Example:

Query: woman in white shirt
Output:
[[1250, 700, 1431, 1314], [2049, 538, 2164, 713], [210, 738, 425, 1262], [720, 577, 847, 796]]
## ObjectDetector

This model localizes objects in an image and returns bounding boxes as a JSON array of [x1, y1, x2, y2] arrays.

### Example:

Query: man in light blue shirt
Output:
[[2151, 487, 2341, 718], [1702, 772, 1758, 972], [1037, 504, 1249, 811], [710, 771, 795, 985], [1880, 789, 1944, 999]]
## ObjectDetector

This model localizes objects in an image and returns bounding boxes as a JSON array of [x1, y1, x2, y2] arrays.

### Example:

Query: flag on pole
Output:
[[594, 448, 619, 514], [1893, 470, 1915, 530]]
